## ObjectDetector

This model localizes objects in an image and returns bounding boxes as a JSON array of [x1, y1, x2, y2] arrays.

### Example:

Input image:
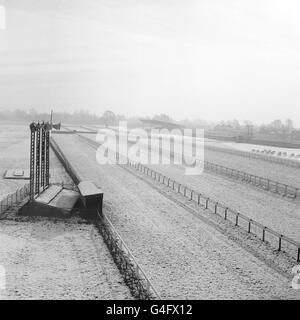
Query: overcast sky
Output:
[[0, 0, 300, 126]]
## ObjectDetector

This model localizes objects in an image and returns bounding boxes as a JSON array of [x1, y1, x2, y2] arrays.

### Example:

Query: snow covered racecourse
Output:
[[0, 121, 300, 300], [3, 1, 300, 308]]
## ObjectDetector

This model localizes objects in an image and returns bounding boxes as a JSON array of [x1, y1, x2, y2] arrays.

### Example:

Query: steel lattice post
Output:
[[45, 130, 50, 187], [35, 124, 41, 195], [29, 123, 36, 200], [41, 126, 46, 190]]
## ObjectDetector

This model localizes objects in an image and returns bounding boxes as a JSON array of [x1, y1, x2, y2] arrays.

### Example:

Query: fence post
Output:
[[205, 198, 209, 209], [184, 187, 186, 197], [298, 247, 300, 262], [224, 208, 228, 220], [248, 220, 251, 233], [198, 194, 201, 205], [262, 227, 266, 242], [278, 235, 282, 251], [190, 190, 193, 201], [235, 213, 239, 226], [214, 202, 218, 214], [172, 181, 175, 190]]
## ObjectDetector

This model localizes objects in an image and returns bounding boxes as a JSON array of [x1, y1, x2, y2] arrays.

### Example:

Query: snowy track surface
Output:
[[52, 134, 300, 299], [204, 148, 300, 187], [146, 163, 300, 243]]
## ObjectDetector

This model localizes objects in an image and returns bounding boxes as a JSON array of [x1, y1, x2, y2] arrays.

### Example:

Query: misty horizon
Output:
[[1, 1, 300, 126]]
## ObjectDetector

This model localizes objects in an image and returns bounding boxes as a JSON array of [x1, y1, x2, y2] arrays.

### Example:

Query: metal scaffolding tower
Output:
[[29, 122, 51, 200]]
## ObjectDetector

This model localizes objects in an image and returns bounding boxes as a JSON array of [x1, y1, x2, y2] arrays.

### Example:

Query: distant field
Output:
[[0, 123, 29, 200]]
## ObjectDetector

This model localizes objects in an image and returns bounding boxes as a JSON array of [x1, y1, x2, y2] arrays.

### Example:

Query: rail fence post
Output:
[[190, 190, 193, 201], [278, 235, 282, 251], [172, 181, 175, 190], [262, 227, 266, 242], [205, 198, 209, 209], [248, 220, 251, 233], [198, 194, 201, 205], [235, 213, 239, 226], [214, 202, 218, 214], [224, 208, 228, 220], [184, 187, 187, 197], [298, 248, 300, 262]]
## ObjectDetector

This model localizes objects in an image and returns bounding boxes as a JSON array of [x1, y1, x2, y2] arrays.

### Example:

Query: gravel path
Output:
[[52, 134, 300, 299]]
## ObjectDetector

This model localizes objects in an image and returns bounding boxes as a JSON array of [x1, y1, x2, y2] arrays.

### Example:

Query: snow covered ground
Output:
[[145, 163, 300, 242], [0, 124, 132, 300], [52, 134, 300, 299], [0, 218, 132, 300], [0, 124, 30, 200]]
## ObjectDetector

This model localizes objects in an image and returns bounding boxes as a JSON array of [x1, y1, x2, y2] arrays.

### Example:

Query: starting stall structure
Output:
[[20, 121, 103, 218], [78, 181, 103, 216], [19, 121, 82, 217]]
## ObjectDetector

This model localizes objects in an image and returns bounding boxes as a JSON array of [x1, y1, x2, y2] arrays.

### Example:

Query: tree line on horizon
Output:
[[0, 108, 299, 139]]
